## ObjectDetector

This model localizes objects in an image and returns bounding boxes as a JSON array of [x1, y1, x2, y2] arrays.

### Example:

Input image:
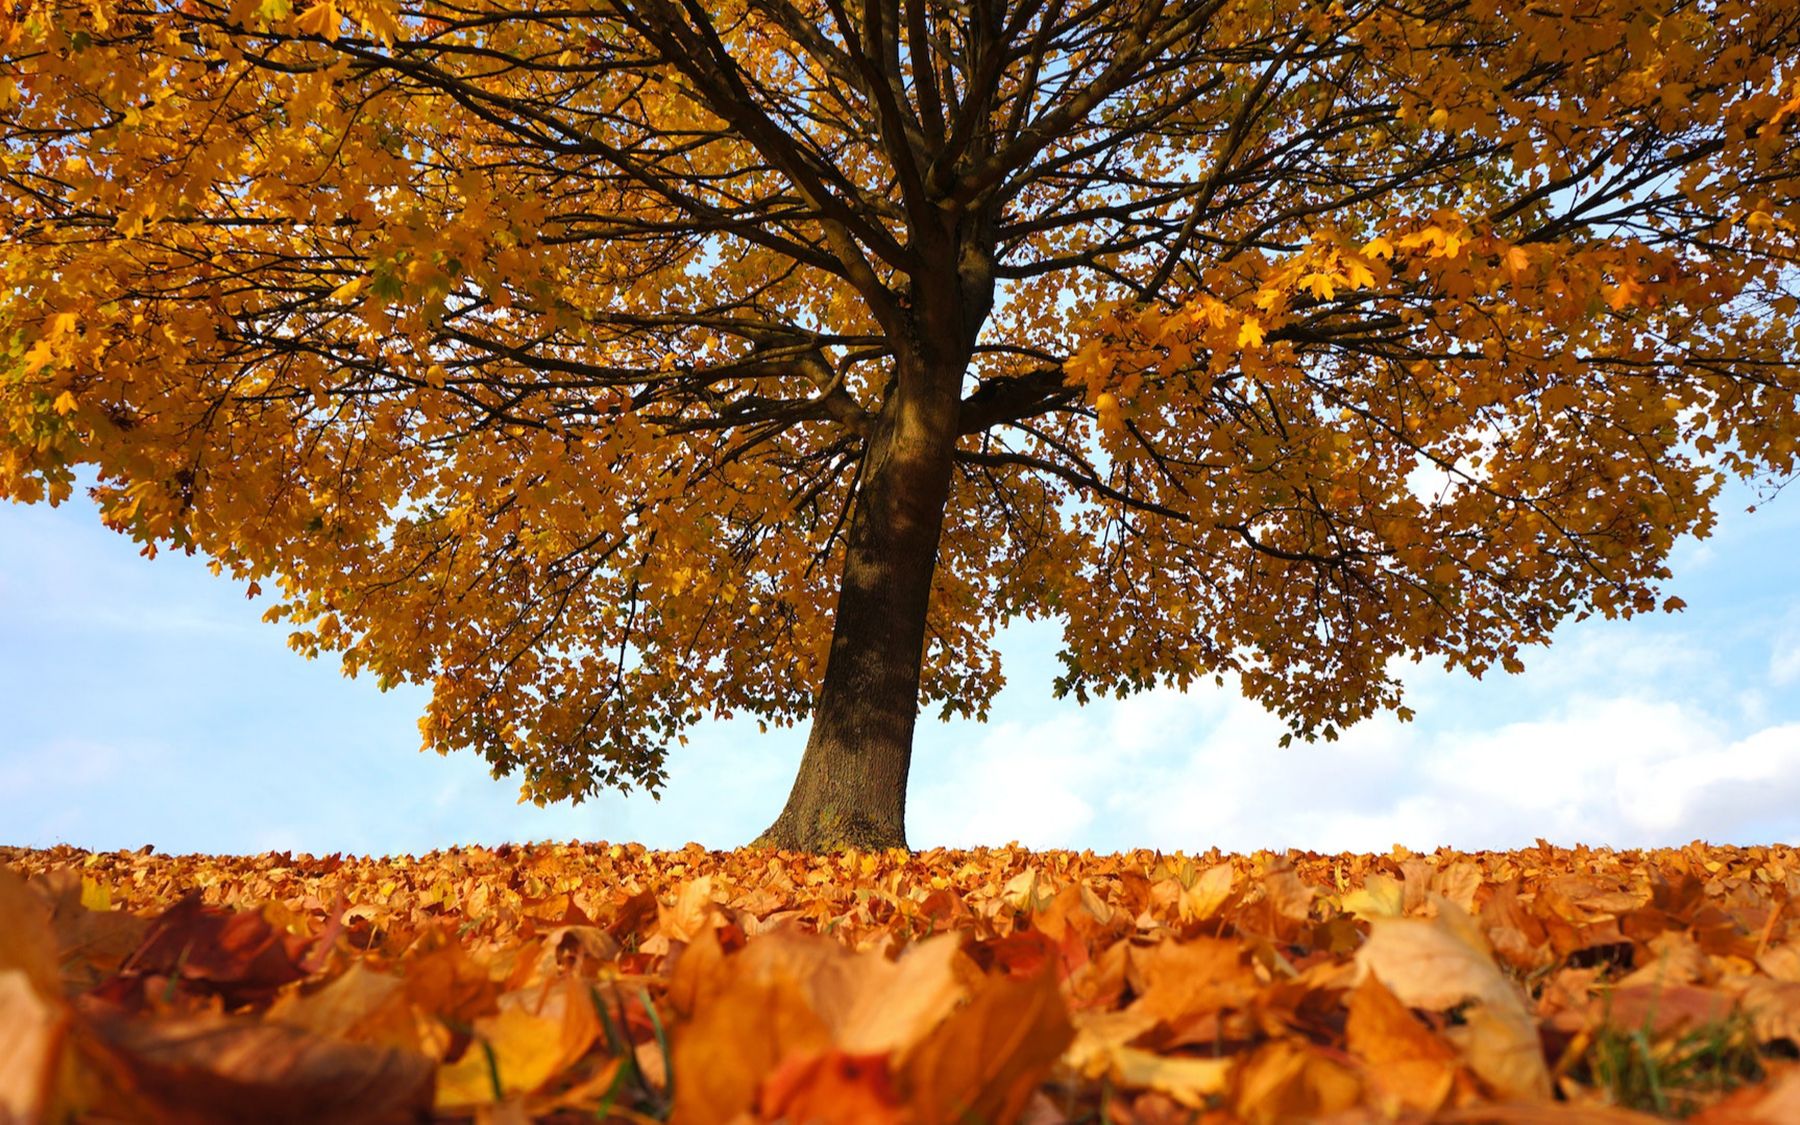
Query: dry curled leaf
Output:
[[2, 838, 1797, 1122]]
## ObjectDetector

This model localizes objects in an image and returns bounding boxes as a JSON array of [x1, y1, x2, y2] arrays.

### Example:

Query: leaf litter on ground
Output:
[[4, 840, 1800, 1122]]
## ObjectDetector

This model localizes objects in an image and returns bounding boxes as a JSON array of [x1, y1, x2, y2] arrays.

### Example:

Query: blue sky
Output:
[[3, 479, 1798, 857]]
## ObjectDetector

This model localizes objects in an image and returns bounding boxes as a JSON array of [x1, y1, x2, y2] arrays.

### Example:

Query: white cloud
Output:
[[906, 680, 1800, 855], [909, 716, 1105, 849]]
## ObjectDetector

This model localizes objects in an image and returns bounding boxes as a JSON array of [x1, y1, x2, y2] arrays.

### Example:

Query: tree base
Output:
[[751, 806, 909, 853]]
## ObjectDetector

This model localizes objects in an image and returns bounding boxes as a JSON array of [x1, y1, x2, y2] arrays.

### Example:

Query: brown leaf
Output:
[[1616, 930, 1709, 989], [1434, 1103, 1670, 1123], [654, 876, 725, 947], [1446, 1002, 1552, 1102], [1587, 983, 1736, 1037], [1261, 866, 1318, 923], [1179, 862, 1237, 924], [125, 897, 312, 1005], [87, 1009, 434, 1124]]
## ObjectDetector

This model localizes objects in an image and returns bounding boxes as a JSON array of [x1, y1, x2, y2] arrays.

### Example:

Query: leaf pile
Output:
[[5, 840, 1800, 1123]]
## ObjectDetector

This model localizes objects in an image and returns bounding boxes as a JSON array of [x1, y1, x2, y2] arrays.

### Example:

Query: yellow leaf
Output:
[[52, 391, 78, 416], [295, 0, 339, 39], [1108, 1046, 1232, 1108], [1238, 316, 1266, 349], [1179, 862, 1236, 923], [78, 877, 109, 913], [1342, 874, 1404, 920], [436, 979, 601, 1109], [1363, 236, 1395, 260]]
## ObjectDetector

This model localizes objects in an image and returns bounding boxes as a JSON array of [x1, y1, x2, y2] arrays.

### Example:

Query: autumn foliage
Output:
[[4, 0, 1799, 849], [7, 841, 1800, 1122]]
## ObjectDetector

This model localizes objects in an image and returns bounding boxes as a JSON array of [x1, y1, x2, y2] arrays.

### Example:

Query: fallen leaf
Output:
[[655, 876, 724, 945], [670, 971, 831, 1124], [1180, 863, 1237, 923], [0, 969, 69, 1122], [1230, 1038, 1363, 1125], [759, 1048, 904, 1124], [902, 964, 1073, 1125], [1616, 930, 1709, 989], [1354, 909, 1519, 1013], [125, 896, 312, 1005], [437, 976, 602, 1109], [1105, 1046, 1233, 1108], [1447, 1001, 1552, 1101], [1127, 937, 1259, 1027], [1357, 906, 1550, 1100], [267, 962, 415, 1049], [1740, 978, 1800, 1046], [1343, 873, 1405, 921], [0, 867, 60, 992], [89, 1010, 434, 1124], [1345, 973, 1460, 1113], [27, 867, 150, 987]]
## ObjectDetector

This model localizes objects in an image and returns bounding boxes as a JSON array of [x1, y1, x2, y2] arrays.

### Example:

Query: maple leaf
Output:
[[1300, 272, 1339, 300], [293, 1, 339, 40]]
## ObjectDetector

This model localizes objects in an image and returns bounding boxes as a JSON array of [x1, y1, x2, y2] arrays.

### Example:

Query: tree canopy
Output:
[[3, 0, 1797, 848]]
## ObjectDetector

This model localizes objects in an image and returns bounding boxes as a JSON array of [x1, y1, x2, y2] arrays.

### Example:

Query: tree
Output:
[[3, 0, 1797, 850]]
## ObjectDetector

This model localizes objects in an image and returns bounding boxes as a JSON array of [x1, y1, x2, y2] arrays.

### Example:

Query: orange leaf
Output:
[[0, 970, 69, 1123], [759, 1049, 903, 1125], [1346, 974, 1460, 1113], [901, 964, 1073, 1125]]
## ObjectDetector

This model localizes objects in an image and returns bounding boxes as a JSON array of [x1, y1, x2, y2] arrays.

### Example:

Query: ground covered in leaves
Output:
[[5, 841, 1800, 1123]]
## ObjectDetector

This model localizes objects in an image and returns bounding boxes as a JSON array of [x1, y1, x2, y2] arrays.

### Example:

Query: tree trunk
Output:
[[755, 355, 961, 852]]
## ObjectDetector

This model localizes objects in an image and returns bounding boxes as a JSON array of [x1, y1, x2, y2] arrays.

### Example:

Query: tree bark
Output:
[[755, 352, 962, 852]]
